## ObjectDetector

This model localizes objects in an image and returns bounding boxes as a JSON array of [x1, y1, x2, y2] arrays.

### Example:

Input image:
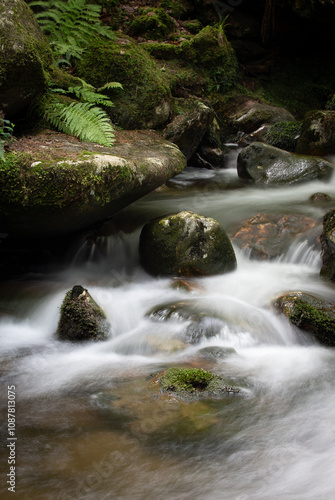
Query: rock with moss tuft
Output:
[[273, 292, 335, 346], [296, 110, 335, 155], [237, 142, 333, 185], [76, 34, 172, 129], [57, 285, 111, 342], [0, 0, 52, 117], [139, 211, 237, 277], [159, 367, 239, 399], [320, 209, 335, 281]]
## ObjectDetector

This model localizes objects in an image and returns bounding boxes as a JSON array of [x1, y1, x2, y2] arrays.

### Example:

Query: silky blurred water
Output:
[[1, 160, 335, 499]]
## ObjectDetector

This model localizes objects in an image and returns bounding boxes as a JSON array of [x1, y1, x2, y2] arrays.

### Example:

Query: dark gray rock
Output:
[[237, 142, 333, 185]]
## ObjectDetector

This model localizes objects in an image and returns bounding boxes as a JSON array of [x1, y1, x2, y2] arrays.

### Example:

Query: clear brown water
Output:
[[1, 160, 335, 499]]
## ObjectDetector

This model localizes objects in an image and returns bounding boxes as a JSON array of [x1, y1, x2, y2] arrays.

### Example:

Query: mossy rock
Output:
[[159, 367, 239, 399], [273, 292, 335, 346], [57, 285, 111, 342], [320, 209, 335, 281], [237, 142, 333, 185], [1, 130, 186, 236], [180, 25, 238, 92], [129, 7, 175, 40], [264, 121, 302, 152], [139, 211, 237, 277], [0, 0, 52, 117], [296, 110, 335, 155], [76, 34, 172, 129], [182, 19, 203, 34]]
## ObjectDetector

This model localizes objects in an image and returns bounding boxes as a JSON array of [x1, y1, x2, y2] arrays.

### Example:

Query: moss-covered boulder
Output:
[[180, 25, 238, 93], [76, 34, 172, 129], [163, 98, 214, 160], [129, 7, 175, 40], [139, 211, 237, 277], [232, 213, 318, 259], [296, 110, 335, 155], [158, 367, 239, 399], [320, 209, 335, 281], [273, 292, 335, 346], [57, 285, 111, 342], [0, 0, 52, 117], [0, 130, 186, 236], [237, 142, 333, 185]]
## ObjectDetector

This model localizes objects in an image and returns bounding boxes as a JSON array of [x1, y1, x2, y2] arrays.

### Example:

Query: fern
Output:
[[42, 81, 123, 146], [30, 0, 114, 66]]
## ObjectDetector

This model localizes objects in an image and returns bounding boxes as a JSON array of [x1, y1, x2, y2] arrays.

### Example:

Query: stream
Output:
[[1, 153, 335, 500]]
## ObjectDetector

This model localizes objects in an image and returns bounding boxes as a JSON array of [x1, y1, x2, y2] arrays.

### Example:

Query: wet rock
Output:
[[230, 99, 295, 135], [158, 367, 239, 399], [273, 292, 335, 346], [310, 192, 332, 204], [0, 0, 52, 117], [148, 300, 225, 344], [189, 145, 227, 169], [197, 346, 237, 361], [232, 213, 318, 259], [237, 142, 333, 185], [139, 211, 237, 277], [57, 285, 111, 342], [296, 110, 335, 155], [163, 99, 214, 160], [1, 130, 186, 236], [320, 209, 335, 281]]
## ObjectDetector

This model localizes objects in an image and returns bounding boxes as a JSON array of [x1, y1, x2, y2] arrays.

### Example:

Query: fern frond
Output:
[[98, 82, 124, 91], [62, 103, 115, 146]]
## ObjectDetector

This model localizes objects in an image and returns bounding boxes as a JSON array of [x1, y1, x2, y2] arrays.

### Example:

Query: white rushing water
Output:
[[1, 160, 335, 499]]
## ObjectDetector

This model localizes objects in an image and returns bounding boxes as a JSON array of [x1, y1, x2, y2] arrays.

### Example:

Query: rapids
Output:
[[1, 153, 335, 499]]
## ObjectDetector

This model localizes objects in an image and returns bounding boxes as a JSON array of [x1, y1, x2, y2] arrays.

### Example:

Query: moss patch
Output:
[[159, 367, 239, 399], [264, 121, 302, 152], [76, 34, 171, 129]]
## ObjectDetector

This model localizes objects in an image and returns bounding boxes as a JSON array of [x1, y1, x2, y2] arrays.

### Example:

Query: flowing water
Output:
[[1, 153, 335, 500]]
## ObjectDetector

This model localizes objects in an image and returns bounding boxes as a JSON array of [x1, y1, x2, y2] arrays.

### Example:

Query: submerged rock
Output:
[[273, 292, 335, 346], [0, 0, 52, 117], [1, 130, 186, 236], [232, 213, 318, 259], [139, 211, 237, 277], [237, 142, 333, 184], [148, 300, 225, 344], [57, 285, 110, 342], [158, 367, 239, 399], [197, 346, 237, 361], [320, 209, 335, 281], [296, 110, 335, 155]]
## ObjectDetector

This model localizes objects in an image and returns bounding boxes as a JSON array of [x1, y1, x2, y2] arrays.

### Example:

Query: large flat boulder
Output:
[[0, 130, 186, 236], [0, 0, 52, 117]]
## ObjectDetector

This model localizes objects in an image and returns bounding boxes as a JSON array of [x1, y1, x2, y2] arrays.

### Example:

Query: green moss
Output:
[[264, 121, 302, 152], [129, 7, 175, 40], [180, 25, 239, 93], [159, 367, 237, 397], [0, 152, 128, 209], [290, 300, 335, 337], [161, 0, 187, 19], [76, 34, 171, 129], [183, 19, 203, 34], [140, 42, 181, 60]]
